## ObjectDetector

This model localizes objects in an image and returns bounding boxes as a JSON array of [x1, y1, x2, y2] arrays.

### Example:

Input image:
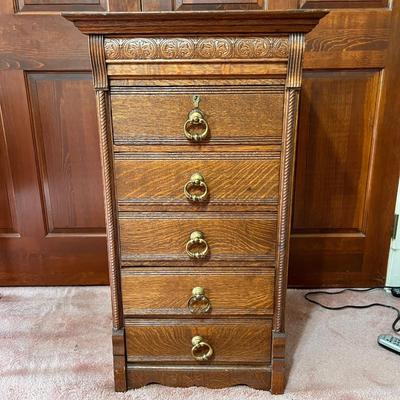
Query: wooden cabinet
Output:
[[64, 11, 326, 393]]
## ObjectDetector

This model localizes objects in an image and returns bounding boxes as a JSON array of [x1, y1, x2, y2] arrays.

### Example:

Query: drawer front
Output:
[[125, 319, 272, 364], [121, 268, 275, 317], [114, 154, 280, 209], [111, 87, 284, 145], [119, 212, 277, 266]]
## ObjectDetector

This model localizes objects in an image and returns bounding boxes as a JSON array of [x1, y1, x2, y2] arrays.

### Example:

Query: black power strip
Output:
[[391, 288, 400, 298]]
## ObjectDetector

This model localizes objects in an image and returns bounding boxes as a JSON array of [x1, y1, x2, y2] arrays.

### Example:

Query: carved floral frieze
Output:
[[104, 37, 289, 60]]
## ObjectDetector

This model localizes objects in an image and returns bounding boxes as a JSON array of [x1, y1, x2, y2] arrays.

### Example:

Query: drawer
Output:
[[119, 212, 277, 267], [114, 153, 280, 209], [125, 319, 272, 364], [110, 86, 284, 145], [121, 268, 275, 317]]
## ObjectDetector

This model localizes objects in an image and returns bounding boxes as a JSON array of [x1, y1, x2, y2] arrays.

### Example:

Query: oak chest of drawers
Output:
[[64, 11, 327, 394]]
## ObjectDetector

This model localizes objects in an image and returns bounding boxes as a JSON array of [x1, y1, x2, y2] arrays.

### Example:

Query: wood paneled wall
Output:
[[0, 0, 398, 286], [0, 2, 107, 285]]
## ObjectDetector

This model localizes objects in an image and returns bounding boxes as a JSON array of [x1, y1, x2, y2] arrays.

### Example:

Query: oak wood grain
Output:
[[63, 11, 329, 35], [362, 0, 400, 288], [119, 212, 277, 266], [104, 37, 288, 61], [270, 332, 286, 394], [113, 144, 282, 153], [107, 62, 287, 79], [111, 87, 284, 145], [60, 9, 327, 394], [112, 328, 127, 392], [173, 0, 265, 11], [109, 78, 287, 87], [293, 70, 379, 233], [300, 0, 388, 8], [108, 0, 140, 11], [125, 318, 272, 364], [127, 364, 271, 389], [0, 104, 17, 235], [114, 154, 280, 209], [303, 10, 389, 69], [0, 70, 108, 285], [15, 0, 108, 12], [28, 72, 105, 234], [121, 267, 275, 316]]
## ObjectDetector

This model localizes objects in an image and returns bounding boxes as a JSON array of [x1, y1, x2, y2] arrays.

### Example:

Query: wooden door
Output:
[[0, 1, 136, 285], [131, 3, 399, 288], [1, 1, 399, 287], [283, 1, 399, 287]]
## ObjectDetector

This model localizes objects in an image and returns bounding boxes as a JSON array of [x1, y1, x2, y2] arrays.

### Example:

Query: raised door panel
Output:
[[0, 70, 108, 285], [303, 9, 389, 70], [290, 70, 381, 283], [174, 0, 265, 11], [0, 1, 112, 285], [142, 0, 265, 11], [0, 108, 18, 235], [15, 0, 107, 12], [268, 0, 397, 287], [300, 0, 389, 8], [28, 73, 104, 235], [293, 70, 379, 233]]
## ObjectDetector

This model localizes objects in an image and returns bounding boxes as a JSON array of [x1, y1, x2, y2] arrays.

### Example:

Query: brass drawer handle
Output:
[[187, 287, 211, 314], [191, 335, 213, 361], [183, 95, 209, 142], [186, 231, 209, 259], [184, 173, 208, 202]]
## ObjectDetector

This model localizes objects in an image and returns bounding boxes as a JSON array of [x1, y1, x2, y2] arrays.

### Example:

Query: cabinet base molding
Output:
[[271, 332, 286, 394], [126, 364, 271, 390], [112, 328, 127, 392]]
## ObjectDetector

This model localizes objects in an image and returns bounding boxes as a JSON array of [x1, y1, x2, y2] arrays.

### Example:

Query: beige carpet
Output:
[[1, 287, 399, 400]]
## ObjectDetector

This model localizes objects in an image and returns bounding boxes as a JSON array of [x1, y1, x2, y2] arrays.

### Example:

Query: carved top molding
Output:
[[62, 11, 329, 36], [104, 37, 289, 61]]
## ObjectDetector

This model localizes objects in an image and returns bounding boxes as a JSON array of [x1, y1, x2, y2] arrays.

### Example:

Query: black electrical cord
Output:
[[304, 287, 400, 334]]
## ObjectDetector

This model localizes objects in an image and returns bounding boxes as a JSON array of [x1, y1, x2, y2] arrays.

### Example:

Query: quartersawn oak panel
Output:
[[121, 267, 275, 316], [303, 10, 389, 70], [127, 364, 271, 390], [174, 0, 264, 11], [0, 108, 17, 235], [114, 154, 280, 209], [290, 69, 382, 287], [110, 87, 284, 144], [119, 212, 277, 266], [125, 319, 272, 364], [15, 0, 107, 12], [63, 11, 328, 35], [107, 62, 287, 78], [143, 0, 265, 11], [0, 70, 108, 285], [293, 69, 380, 233], [300, 0, 388, 8], [28, 73, 105, 234]]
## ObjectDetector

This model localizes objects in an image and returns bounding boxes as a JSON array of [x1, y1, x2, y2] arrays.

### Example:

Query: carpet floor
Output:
[[0, 287, 399, 400]]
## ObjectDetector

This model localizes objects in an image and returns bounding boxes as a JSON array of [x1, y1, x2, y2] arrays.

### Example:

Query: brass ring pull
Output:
[[183, 95, 209, 142], [184, 173, 208, 202], [185, 231, 209, 259], [191, 335, 213, 361], [187, 287, 211, 314]]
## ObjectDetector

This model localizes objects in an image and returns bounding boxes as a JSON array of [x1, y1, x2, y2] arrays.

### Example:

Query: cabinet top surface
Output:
[[62, 10, 328, 36]]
